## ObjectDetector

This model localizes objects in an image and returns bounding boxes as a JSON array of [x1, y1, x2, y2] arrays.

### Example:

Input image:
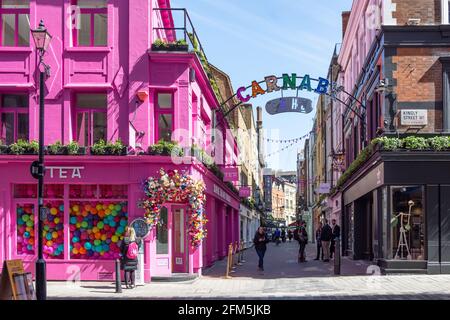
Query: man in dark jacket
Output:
[[320, 219, 332, 262], [297, 221, 308, 263], [253, 227, 270, 271], [330, 219, 341, 259]]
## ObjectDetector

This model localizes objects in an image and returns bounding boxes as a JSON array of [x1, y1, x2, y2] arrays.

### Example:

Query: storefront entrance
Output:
[[154, 204, 189, 276]]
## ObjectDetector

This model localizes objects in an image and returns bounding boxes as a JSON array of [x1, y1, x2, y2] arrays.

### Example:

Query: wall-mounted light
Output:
[[136, 90, 149, 102]]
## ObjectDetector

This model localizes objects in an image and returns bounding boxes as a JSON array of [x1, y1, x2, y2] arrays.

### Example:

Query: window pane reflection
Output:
[[156, 207, 168, 254]]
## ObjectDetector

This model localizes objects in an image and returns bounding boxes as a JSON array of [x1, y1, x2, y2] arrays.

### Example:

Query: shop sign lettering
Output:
[[214, 184, 231, 203], [48, 166, 84, 179]]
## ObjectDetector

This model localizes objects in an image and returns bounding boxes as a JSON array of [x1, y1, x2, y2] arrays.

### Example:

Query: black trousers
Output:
[[124, 270, 135, 287], [330, 239, 336, 258], [298, 242, 306, 262], [316, 241, 323, 260]]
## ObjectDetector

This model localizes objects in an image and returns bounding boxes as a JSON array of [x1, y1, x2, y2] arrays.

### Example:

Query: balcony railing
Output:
[[153, 8, 209, 62], [152, 8, 224, 104]]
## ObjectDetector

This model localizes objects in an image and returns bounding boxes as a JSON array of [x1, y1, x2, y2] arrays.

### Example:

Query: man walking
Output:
[[330, 219, 341, 259], [320, 219, 332, 262]]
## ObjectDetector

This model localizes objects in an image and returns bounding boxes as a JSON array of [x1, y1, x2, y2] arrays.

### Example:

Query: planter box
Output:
[[151, 44, 189, 52], [91, 146, 128, 156], [0, 145, 8, 155]]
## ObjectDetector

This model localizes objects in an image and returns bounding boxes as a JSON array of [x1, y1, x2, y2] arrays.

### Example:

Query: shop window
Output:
[[155, 93, 173, 142], [69, 184, 98, 198], [0, 94, 29, 145], [442, 0, 450, 24], [156, 207, 168, 254], [0, 0, 30, 47], [99, 184, 128, 199], [13, 184, 36, 198], [69, 184, 128, 260], [75, 93, 107, 147], [43, 200, 64, 260], [16, 203, 35, 255], [73, 0, 107, 47], [390, 186, 425, 260]]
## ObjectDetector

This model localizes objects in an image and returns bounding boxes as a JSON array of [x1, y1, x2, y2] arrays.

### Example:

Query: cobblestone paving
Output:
[[48, 242, 450, 300]]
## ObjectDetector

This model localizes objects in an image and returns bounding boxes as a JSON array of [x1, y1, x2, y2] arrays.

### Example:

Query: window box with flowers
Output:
[[90, 139, 127, 156], [47, 141, 87, 156], [151, 39, 189, 52], [8, 140, 38, 155]]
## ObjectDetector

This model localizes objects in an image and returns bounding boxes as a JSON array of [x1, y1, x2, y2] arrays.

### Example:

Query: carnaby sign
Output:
[[235, 73, 329, 103], [223, 167, 239, 182]]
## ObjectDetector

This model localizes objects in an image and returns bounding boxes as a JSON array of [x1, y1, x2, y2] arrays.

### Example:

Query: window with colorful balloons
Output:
[[69, 184, 128, 260], [14, 183, 129, 261], [15, 184, 64, 259]]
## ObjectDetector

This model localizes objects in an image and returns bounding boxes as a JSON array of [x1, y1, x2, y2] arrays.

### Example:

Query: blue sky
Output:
[[171, 0, 353, 171]]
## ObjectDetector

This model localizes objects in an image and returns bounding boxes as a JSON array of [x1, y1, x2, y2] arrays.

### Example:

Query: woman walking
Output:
[[120, 226, 141, 288], [253, 227, 270, 271], [314, 222, 323, 261]]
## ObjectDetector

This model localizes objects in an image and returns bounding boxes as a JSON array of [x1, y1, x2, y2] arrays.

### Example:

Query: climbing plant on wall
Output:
[[140, 169, 207, 248]]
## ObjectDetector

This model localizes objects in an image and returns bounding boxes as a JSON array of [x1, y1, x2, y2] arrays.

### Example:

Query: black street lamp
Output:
[[30, 19, 52, 301]]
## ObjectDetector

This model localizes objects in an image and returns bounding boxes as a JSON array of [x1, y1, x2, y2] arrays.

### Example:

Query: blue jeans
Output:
[[255, 248, 266, 269]]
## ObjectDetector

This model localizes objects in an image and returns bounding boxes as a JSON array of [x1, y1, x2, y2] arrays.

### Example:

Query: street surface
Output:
[[48, 241, 450, 299]]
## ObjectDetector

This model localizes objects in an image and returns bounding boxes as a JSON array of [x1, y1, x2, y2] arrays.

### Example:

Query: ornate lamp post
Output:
[[30, 19, 52, 301]]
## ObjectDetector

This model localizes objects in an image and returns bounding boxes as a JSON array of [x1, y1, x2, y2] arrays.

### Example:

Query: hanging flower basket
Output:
[[140, 168, 207, 248]]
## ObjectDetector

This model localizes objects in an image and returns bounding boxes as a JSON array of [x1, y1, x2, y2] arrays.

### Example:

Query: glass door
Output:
[[172, 207, 188, 273]]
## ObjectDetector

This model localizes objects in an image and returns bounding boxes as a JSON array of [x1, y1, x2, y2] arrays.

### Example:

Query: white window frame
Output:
[[442, 0, 450, 24]]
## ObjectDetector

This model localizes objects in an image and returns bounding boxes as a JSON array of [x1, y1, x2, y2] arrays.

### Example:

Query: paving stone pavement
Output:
[[48, 242, 450, 300]]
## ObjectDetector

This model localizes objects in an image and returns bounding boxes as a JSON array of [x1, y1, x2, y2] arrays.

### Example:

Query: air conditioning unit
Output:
[[407, 18, 421, 25]]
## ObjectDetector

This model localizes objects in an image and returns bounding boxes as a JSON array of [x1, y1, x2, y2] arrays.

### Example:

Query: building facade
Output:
[[305, 0, 450, 274], [0, 0, 241, 281]]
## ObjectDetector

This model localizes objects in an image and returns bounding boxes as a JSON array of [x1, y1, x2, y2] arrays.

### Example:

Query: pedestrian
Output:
[[297, 221, 308, 263], [120, 226, 142, 289], [314, 222, 323, 261], [253, 226, 270, 271], [330, 219, 341, 259], [287, 229, 293, 242], [320, 219, 332, 262], [274, 228, 281, 245], [281, 229, 286, 243]]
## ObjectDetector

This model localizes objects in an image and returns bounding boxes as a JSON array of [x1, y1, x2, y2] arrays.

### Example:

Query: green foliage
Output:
[[91, 139, 107, 155], [402, 136, 428, 150], [241, 197, 256, 210], [152, 38, 188, 49], [373, 136, 402, 151], [149, 140, 184, 157], [48, 141, 63, 155], [107, 139, 126, 155], [9, 140, 39, 155], [67, 141, 80, 155], [428, 136, 450, 151]]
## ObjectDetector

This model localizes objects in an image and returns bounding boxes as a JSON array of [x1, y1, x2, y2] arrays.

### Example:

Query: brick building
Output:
[[328, 0, 450, 274]]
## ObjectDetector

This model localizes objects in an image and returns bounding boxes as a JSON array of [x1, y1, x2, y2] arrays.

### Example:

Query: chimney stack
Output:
[[342, 11, 351, 39]]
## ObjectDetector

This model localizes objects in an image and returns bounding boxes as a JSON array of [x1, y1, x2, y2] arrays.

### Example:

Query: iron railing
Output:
[[152, 8, 210, 63]]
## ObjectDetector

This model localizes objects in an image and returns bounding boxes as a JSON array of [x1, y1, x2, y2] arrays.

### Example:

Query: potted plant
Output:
[[8, 140, 39, 155], [149, 140, 183, 157], [90, 139, 107, 155], [67, 141, 86, 155], [47, 141, 67, 155], [105, 139, 127, 156], [151, 38, 189, 52]]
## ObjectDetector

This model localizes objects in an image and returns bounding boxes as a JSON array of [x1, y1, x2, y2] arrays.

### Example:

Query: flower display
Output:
[[141, 169, 208, 248]]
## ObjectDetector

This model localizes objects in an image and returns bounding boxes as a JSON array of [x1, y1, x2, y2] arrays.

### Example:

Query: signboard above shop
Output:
[[223, 167, 239, 182], [400, 110, 427, 126], [239, 187, 252, 198]]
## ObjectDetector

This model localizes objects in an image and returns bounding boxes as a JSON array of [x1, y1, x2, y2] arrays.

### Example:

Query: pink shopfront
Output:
[[0, 0, 241, 281], [0, 156, 240, 281]]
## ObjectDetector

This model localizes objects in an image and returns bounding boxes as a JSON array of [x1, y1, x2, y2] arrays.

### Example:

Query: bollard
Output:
[[225, 244, 233, 278], [334, 238, 341, 275], [115, 259, 122, 293]]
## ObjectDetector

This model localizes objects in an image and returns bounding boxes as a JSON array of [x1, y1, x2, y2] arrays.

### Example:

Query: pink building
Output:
[[0, 0, 240, 282]]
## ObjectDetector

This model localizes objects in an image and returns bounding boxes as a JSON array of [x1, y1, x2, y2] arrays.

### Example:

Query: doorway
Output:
[[154, 204, 189, 276]]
